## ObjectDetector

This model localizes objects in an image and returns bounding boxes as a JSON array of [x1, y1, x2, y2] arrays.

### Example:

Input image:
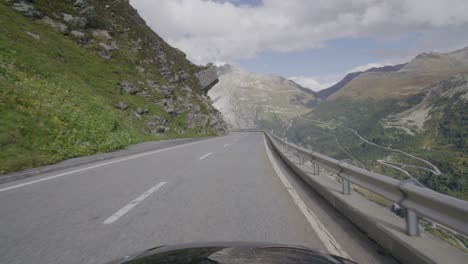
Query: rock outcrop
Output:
[[197, 64, 219, 94]]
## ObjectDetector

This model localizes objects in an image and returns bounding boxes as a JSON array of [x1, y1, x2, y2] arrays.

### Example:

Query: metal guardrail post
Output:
[[342, 178, 351, 195], [298, 154, 304, 165], [406, 210, 420, 236]]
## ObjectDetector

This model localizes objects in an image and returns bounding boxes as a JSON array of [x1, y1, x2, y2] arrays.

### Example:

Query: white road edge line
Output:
[[262, 135, 351, 260], [199, 152, 213, 160], [224, 144, 231, 147], [103, 182, 166, 224], [0, 140, 207, 193]]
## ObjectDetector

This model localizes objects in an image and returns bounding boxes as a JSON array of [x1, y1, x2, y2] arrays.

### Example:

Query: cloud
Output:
[[288, 76, 338, 92], [130, 0, 468, 65]]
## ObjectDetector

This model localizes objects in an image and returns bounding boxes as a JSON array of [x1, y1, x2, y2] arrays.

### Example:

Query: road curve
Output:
[[0, 133, 397, 264]]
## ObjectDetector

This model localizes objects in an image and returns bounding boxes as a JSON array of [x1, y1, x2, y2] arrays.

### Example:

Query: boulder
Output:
[[209, 115, 219, 127], [80, 6, 97, 28], [192, 104, 201, 113], [176, 96, 184, 104], [169, 75, 180, 83], [118, 81, 138, 95], [165, 107, 178, 117], [63, 13, 88, 28], [42, 17, 69, 35], [197, 114, 210, 128], [149, 115, 161, 122], [62, 13, 74, 23], [92, 30, 112, 40], [12, 1, 42, 18], [159, 65, 171, 77], [181, 101, 193, 111], [99, 42, 118, 51], [25, 31, 40, 41], [70, 30, 85, 38], [186, 113, 195, 129], [150, 115, 170, 126], [161, 119, 171, 126], [97, 50, 111, 60], [156, 126, 169, 133], [135, 107, 148, 115], [114, 101, 128, 110], [181, 85, 192, 95], [145, 121, 161, 134], [160, 90, 173, 99], [178, 70, 190, 81], [73, 0, 88, 8], [145, 121, 156, 126]]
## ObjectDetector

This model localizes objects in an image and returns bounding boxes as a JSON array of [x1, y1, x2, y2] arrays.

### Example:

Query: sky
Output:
[[129, 0, 468, 91]]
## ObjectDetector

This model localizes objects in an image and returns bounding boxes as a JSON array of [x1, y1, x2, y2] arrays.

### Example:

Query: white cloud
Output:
[[130, 0, 468, 65], [288, 76, 338, 92]]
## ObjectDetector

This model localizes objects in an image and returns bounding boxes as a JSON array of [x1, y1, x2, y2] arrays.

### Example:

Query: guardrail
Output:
[[232, 129, 468, 237]]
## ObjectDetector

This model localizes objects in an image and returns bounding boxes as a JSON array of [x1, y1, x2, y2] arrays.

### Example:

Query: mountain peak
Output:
[[208, 66, 319, 128]]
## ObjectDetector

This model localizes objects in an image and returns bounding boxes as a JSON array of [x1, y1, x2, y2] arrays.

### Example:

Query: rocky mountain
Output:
[[279, 46, 468, 200], [208, 65, 319, 128], [0, 0, 226, 174], [317, 64, 406, 100], [383, 74, 468, 137], [329, 47, 468, 101]]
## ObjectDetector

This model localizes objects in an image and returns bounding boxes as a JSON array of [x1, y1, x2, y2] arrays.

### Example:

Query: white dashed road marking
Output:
[[199, 152, 213, 160], [103, 182, 166, 224]]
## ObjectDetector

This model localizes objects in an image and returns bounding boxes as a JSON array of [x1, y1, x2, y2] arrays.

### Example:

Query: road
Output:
[[0, 133, 397, 264]]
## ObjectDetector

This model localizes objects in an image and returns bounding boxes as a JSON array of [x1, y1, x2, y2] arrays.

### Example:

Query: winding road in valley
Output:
[[298, 117, 442, 176]]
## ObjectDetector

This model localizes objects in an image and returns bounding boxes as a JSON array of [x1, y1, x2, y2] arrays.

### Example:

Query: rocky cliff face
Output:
[[208, 65, 319, 129], [0, 0, 226, 173]]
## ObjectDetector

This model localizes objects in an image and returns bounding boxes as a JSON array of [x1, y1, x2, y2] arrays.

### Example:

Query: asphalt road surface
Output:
[[0, 132, 398, 264]]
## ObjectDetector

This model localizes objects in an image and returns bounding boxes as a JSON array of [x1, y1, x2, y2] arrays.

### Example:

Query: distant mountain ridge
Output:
[[329, 47, 468, 101], [317, 63, 406, 100]]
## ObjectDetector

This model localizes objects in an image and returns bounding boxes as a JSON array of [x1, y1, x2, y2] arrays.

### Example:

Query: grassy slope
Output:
[[0, 3, 215, 174]]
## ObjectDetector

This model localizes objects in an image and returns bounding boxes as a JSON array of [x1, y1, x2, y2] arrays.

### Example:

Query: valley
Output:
[[210, 48, 468, 202]]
